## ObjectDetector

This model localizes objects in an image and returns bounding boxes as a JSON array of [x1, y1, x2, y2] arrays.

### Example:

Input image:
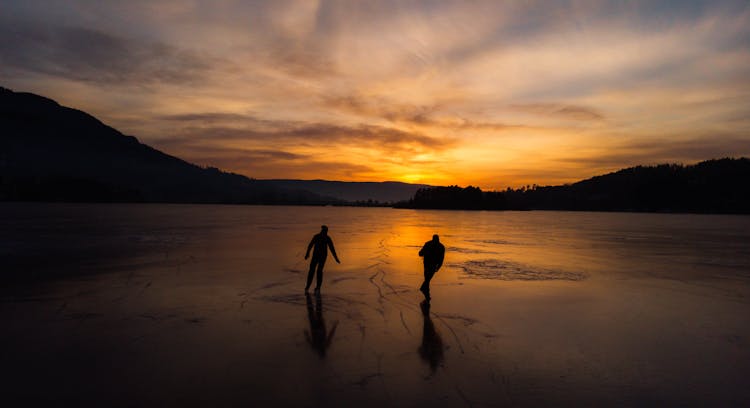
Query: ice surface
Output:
[[1, 203, 750, 407], [451, 259, 588, 281]]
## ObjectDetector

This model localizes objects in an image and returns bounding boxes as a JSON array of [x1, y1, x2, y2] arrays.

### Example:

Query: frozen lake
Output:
[[2, 203, 750, 406]]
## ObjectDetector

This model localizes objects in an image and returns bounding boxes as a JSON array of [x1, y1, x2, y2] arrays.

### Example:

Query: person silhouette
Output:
[[418, 234, 445, 301], [305, 292, 338, 358], [304, 225, 340, 293]]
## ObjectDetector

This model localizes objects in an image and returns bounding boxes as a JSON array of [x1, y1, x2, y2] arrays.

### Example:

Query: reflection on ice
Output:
[[305, 293, 338, 358], [418, 300, 444, 374]]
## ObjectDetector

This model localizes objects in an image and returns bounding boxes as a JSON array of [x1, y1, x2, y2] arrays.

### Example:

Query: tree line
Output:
[[395, 158, 750, 214]]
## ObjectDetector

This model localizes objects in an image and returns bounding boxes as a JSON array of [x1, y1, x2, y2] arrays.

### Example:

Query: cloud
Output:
[[242, 159, 374, 180], [321, 94, 439, 122], [185, 146, 309, 161], [283, 123, 454, 152], [322, 94, 524, 131], [509, 104, 605, 121], [0, 24, 212, 85], [156, 113, 456, 154], [555, 135, 750, 169], [152, 140, 375, 180], [264, 47, 339, 79], [150, 112, 456, 181], [158, 113, 252, 123]]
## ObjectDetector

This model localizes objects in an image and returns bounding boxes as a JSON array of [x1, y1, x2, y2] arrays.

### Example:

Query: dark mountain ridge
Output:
[[0, 87, 433, 205], [0, 87, 329, 204]]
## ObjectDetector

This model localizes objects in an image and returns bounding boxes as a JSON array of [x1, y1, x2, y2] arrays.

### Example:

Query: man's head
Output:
[[321, 225, 329, 235], [432, 234, 439, 242]]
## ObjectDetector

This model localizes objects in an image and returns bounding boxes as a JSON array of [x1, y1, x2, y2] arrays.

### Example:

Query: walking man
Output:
[[305, 225, 340, 293], [419, 234, 445, 301]]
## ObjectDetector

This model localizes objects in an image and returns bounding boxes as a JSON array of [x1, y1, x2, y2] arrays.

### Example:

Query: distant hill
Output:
[[398, 158, 750, 214], [259, 179, 430, 204], [0, 87, 330, 204]]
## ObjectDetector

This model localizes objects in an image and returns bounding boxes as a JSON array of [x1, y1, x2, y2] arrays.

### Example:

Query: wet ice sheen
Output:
[[451, 259, 587, 281], [2, 203, 750, 407]]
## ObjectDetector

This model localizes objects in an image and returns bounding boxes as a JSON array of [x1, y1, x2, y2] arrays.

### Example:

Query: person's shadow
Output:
[[305, 292, 338, 358], [418, 300, 444, 373]]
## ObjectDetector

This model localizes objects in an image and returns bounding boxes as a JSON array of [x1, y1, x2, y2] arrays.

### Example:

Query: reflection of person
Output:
[[418, 234, 445, 301], [304, 225, 340, 293], [305, 292, 338, 358], [418, 300, 444, 373]]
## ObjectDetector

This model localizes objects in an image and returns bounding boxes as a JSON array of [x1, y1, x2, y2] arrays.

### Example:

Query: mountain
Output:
[[0, 87, 330, 204], [258, 179, 431, 204], [398, 159, 750, 214]]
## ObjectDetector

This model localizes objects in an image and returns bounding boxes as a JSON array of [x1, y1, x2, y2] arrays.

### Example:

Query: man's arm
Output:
[[418, 243, 426, 257], [328, 237, 340, 263], [305, 237, 315, 259]]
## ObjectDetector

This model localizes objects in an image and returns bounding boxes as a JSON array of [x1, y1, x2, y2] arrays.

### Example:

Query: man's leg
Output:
[[420, 265, 434, 300], [424, 271, 433, 300], [420, 264, 428, 291], [305, 260, 318, 291], [314, 259, 326, 291]]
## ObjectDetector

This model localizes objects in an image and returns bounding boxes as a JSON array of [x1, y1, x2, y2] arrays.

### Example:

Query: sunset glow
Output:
[[2, 1, 749, 188]]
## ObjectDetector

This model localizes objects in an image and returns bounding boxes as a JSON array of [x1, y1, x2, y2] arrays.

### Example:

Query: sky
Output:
[[2, 0, 749, 189]]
